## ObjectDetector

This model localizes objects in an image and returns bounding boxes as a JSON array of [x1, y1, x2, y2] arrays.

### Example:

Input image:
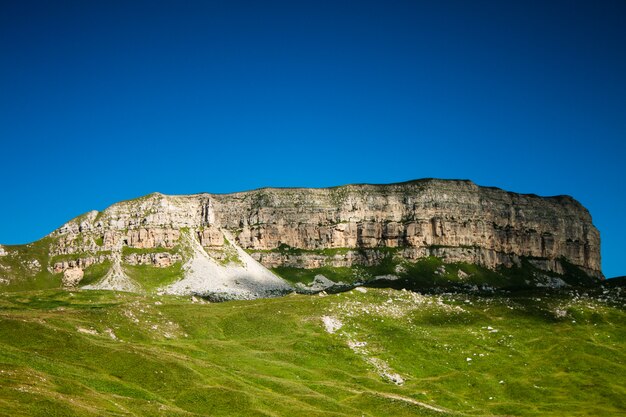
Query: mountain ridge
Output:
[[0, 178, 603, 298]]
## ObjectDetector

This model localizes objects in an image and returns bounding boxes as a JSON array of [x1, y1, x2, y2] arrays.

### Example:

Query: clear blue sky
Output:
[[1, 1, 624, 277]]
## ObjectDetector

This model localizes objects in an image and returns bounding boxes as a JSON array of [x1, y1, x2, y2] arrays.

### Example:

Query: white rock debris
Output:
[[347, 340, 368, 354], [332, 289, 465, 320], [104, 328, 118, 340], [83, 252, 139, 293], [321, 316, 343, 334], [367, 358, 405, 385], [76, 327, 98, 336], [165, 230, 292, 300]]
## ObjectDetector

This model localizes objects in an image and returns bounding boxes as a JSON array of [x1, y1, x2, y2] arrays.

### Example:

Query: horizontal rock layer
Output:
[[47, 179, 602, 278]]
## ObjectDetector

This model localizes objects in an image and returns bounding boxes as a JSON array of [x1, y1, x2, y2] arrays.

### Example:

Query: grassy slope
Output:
[[0, 287, 624, 417], [0, 238, 62, 291], [2, 237, 600, 295], [124, 263, 184, 292], [272, 254, 600, 291]]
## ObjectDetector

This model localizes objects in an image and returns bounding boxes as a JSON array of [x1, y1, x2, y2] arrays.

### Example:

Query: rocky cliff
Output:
[[0, 179, 603, 298]]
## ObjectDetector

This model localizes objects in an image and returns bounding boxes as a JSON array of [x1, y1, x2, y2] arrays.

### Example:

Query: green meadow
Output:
[[0, 286, 624, 416]]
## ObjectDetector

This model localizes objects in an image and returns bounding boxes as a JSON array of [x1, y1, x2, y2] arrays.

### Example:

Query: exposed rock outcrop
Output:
[[50, 179, 602, 275], [124, 252, 183, 267], [62, 267, 84, 287], [164, 232, 292, 300], [0, 179, 604, 296]]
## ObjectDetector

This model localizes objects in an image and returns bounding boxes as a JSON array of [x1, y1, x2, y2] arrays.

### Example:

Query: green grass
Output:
[[272, 254, 599, 292], [273, 265, 359, 284], [3, 236, 600, 298], [123, 263, 184, 292], [249, 244, 600, 292], [386, 257, 511, 290], [80, 261, 112, 286], [0, 287, 623, 416], [271, 247, 400, 285], [0, 237, 62, 291]]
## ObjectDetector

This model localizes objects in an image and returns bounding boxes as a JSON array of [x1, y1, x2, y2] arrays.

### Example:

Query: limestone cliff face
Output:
[[47, 179, 602, 279]]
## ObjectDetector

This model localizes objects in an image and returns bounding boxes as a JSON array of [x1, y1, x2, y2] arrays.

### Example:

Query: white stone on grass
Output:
[[321, 316, 343, 334]]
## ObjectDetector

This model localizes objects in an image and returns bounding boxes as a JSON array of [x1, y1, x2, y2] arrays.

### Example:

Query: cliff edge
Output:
[[0, 179, 603, 297]]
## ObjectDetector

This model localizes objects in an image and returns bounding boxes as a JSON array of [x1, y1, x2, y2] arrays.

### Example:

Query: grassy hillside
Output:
[[0, 286, 624, 416], [0, 238, 61, 291], [273, 254, 601, 292], [1, 234, 603, 297]]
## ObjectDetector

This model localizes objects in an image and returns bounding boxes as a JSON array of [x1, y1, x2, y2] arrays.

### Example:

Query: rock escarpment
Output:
[[0, 179, 603, 296]]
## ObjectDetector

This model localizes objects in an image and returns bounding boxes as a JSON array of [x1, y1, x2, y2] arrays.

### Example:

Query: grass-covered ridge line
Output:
[[0, 287, 624, 416]]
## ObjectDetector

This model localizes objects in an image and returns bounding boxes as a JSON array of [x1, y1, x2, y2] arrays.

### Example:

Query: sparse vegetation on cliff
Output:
[[0, 180, 605, 298]]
